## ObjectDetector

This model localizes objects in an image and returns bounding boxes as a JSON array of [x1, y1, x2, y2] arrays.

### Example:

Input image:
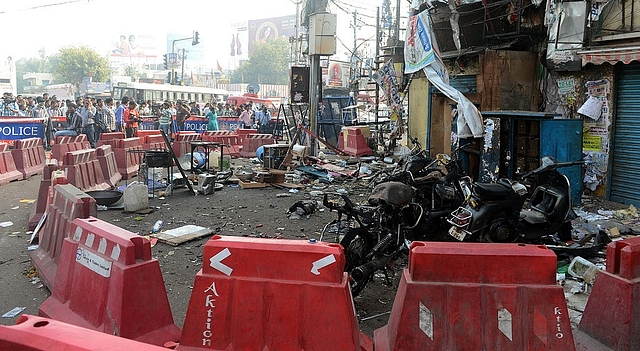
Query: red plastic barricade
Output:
[[373, 242, 575, 351], [27, 163, 65, 231], [0, 142, 22, 185], [136, 129, 161, 139], [236, 128, 258, 145], [31, 183, 96, 291], [144, 134, 166, 150], [578, 236, 640, 351], [240, 133, 275, 157], [11, 137, 46, 179], [343, 128, 372, 157], [201, 131, 241, 157], [39, 217, 181, 346], [112, 137, 142, 179], [52, 135, 91, 164], [61, 149, 110, 192], [96, 144, 122, 188], [172, 132, 200, 158], [0, 314, 167, 351], [178, 235, 368, 351], [96, 132, 125, 148]]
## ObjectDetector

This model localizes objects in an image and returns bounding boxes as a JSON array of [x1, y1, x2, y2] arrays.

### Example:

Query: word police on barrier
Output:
[[185, 119, 208, 133], [0, 118, 45, 141]]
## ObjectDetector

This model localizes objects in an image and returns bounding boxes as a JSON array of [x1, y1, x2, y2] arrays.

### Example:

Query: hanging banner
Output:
[[404, 9, 484, 138], [404, 10, 437, 74], [372, 59, 402, 110]]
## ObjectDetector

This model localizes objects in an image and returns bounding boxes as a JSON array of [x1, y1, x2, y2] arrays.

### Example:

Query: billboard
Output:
[[111, 34, 158, 58], [230, 20, 249, 61], [246, 15, 296, 55]]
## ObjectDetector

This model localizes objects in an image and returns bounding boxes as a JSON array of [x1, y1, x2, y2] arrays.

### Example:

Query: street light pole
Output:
[[171, 34, 197, 85]]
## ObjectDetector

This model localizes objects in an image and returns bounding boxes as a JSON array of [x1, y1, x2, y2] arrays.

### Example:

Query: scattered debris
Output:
[[287, 200, 318, 220], [152, 225, 213, 246], [2, 307, 26, 318], [0, 221, 14, 228]]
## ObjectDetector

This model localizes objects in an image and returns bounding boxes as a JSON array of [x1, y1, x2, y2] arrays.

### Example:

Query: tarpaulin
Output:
[[404, 10, 483, 138]]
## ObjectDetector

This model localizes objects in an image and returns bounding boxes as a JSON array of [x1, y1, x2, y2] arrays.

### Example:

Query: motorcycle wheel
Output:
[[340, 228, 375, 297], [487, 217, 518, 243]]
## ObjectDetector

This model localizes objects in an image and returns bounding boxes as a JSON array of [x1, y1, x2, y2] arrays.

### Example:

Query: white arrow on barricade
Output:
[[209, 248, 233, 276], [311, 254, 336, 275]]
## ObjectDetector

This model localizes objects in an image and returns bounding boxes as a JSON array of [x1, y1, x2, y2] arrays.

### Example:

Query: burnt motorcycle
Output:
[[321, 148, 472, 296], [447, 156, 584, 243]]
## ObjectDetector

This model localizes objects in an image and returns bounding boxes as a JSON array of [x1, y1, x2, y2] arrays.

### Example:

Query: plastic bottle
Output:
[[152, 220, 164, 233]]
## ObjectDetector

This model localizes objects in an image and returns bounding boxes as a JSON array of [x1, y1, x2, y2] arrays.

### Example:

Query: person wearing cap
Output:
[[54, 103, 83, 137]]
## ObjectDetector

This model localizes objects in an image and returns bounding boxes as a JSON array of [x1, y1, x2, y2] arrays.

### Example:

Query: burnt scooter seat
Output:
[[473, 179, 515, 200]]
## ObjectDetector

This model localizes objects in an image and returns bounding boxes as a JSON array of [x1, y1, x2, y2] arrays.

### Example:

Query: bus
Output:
[[112, 82, 229, 105]]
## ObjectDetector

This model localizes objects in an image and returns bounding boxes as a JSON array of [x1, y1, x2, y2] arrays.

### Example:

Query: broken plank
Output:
[[151, 225, 213, 246], [271, 182, 305, 190], [238, 179, 268, 189]]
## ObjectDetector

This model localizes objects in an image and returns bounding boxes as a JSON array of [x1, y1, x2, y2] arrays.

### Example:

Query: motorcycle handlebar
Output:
[[323, 192, 357, 214], [521, 159, 585, 179]]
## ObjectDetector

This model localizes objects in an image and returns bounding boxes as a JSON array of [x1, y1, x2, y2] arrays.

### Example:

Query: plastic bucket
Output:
[[181, 152, 206, 169], [193, 152, 206, 168]]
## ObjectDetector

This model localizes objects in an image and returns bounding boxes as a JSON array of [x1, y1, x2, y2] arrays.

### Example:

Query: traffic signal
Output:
[[166, 72, 171, 83], [173, 72, 179, 84], [163, 54, 168, 69], [192, 31, 200, 46]]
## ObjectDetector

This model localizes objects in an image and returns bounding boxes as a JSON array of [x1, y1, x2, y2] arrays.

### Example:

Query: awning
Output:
[[577, 46, 640, 66]]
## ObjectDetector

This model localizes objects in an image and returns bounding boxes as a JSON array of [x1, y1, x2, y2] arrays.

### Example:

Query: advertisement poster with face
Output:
[[247, 15, 296, 55]]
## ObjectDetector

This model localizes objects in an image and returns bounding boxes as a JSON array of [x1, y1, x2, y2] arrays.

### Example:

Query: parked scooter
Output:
[[447, 156, 584, 243]]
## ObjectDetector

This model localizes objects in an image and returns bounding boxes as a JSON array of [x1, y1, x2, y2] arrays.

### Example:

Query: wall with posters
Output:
[[545, 65, 615, 197]]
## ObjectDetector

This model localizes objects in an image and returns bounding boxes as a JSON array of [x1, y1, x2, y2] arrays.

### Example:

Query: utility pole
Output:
[[180, 49, 187, 85], [294, 0, 300, 64], [351, 11, 360, 103], [394, 0, 401, 41]]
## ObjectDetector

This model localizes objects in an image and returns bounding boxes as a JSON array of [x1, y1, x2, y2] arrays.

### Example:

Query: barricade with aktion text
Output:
[[178, 235, 369, 351], [373, 242, 576, 351]]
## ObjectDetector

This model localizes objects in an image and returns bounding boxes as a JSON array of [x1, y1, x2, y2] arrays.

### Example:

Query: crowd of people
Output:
[[0, 92, 275, 149]]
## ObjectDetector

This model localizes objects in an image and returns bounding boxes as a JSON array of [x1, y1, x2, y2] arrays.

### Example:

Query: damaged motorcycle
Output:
[[447, 156, 585, 243], [321, 147, 473, 296]]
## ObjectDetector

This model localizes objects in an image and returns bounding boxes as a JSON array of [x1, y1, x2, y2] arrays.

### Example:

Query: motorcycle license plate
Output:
[[448, 226, 466, 241]]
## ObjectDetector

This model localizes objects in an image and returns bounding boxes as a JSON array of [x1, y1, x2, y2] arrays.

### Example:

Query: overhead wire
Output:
[[0, 0, 92, 14]]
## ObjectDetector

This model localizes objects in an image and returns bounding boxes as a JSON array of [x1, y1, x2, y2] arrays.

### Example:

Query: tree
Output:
[[231, 37, 290, 85], [51, 46, 110, 86], [15, 48, 51, 93]]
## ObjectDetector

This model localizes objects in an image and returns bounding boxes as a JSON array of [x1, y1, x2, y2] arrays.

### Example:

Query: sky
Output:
[[1, 0, 404, 69]]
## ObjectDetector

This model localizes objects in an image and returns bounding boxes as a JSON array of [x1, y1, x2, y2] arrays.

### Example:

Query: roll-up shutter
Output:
[[610, 62, 640, 205]]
